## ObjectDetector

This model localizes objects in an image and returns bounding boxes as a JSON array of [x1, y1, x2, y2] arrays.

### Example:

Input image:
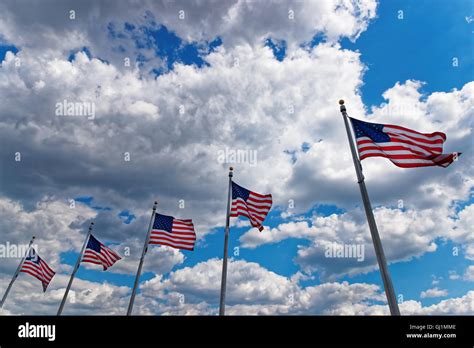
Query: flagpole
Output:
[[127, 201, 158, 316], [0, 236, 35, 308], [219, 167, 233, 316], [339, 100, 400, 316], [57, 222, 94, 316]]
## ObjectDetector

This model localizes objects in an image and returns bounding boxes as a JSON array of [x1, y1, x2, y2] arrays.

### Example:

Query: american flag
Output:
[[350, 117, 460, 168], [149, 213, 196, 251], [82, 234, 121, 271], [20, 248, 55, 292], [231, 181, 272, 231]]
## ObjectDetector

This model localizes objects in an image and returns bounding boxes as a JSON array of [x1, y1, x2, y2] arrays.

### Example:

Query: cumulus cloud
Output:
[[149, 0, 377, 47], [241, 204, 473, 279], [131, 258, 389, 315], [1, 1, 470, 241], [138, 258, 474, 315], [0, 273, 131, 315], [0, 197, 96, 276], [420, 287, 449, 299], [1, 257, 472, 315], [0, 37, 372, 235], [0, 0, 378, 53], [401, 291, 474, 315]]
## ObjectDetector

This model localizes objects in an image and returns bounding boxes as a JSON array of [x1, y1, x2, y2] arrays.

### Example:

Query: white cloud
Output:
[[420, 287, 448, 299], [445, 204, 474, 260], [240, 220, 318, 248], [0, 0, 378, 52], [0, 274, 130, 315], [0, 197, 96, 275], [0, 0, 379, 81], [405, 291, 474, 315], [152, 0, 378, 46], [448, 270, 460, 280], [1, 258, 472, 315], [138, 258, 474, 315], [138, 258, 387, 314], [463, 265, 474, 282], [140, 258, 296, 306], [0, 38, 372, 236], [241, 204, 474, 279]]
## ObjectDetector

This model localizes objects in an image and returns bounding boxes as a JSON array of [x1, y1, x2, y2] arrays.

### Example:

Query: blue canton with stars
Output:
[[232, 182, 250, 201], [153, 213, 174, 233], [350, 118, 391, 143], [26, 249, 40, 263], [86, 234, 102, 253]]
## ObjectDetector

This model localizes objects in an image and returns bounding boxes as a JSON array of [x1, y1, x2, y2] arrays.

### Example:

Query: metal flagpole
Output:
[[0, 236, 35, 308], [219, 167, 233, 316], [339, 100, 400, 316], [57, 222, 94, 316], [127, 201, 158, 316]]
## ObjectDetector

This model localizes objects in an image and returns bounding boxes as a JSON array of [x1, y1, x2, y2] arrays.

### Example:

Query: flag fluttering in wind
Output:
[[20, 248, 55, 292], [128, 203, 197, 315], [82, 234, 121, 271], [339, 99, 462, 316], [149, 213, 196, 250], [221, 168, 275, 315], [231, 181, 272, 231], [350, 117, 460, 168]]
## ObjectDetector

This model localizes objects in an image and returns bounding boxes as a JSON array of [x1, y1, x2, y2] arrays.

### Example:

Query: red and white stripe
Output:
[[231, 191, 272, 231], [20, 256, 55, 292], [149, 219, 196, 251], [82, 245, 121, 271], [356, 124, 458, 168]]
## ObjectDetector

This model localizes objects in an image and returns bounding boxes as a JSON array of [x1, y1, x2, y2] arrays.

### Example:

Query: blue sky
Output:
[[0, 0, 472, 315], [342, 0, 474, 108]]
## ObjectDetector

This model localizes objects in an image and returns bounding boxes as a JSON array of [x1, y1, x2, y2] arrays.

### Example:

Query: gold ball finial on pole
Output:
[[339, 99, 345, 105]]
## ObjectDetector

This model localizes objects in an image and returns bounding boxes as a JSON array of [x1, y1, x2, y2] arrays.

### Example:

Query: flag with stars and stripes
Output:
[[149, 213, 196, 251], [20, 248, 55, 292], [82, 234, 122, 271], [231, 181, 272, 231], [350, 117, 460, 168]]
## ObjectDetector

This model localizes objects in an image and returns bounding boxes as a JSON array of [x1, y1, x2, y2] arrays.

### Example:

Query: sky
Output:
[[0, 0, 473, 315]]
